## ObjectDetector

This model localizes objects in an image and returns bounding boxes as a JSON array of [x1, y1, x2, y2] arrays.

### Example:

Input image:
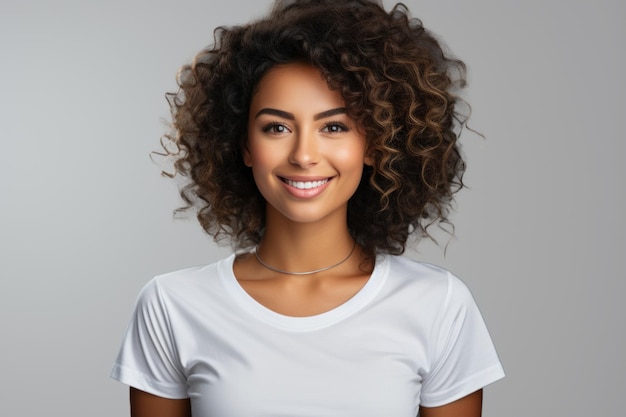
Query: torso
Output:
[[112, 254, 505, 416]]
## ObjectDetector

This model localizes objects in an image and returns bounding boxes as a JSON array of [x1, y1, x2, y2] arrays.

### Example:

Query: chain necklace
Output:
[[254, 241, 357, 276]]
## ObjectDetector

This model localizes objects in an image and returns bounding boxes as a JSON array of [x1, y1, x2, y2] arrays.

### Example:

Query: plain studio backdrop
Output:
[[1, 0, 624, 415]]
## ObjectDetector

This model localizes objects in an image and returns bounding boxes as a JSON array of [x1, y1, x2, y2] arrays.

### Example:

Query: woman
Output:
[[111, 1, 504, 416]]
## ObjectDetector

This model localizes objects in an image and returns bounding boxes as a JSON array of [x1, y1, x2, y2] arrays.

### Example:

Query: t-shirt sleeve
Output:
[[419, 272, 505, 407], [110, 278, 189, 399]]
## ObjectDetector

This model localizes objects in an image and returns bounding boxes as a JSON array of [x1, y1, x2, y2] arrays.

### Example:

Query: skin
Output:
[[420, 390, 483, 417], [130, 388, 190, 417], [129, 63, 483, 416], [129, 388, 482, 417]]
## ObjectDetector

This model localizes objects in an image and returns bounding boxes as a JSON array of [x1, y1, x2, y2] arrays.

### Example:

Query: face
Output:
[[244, 62, 371, 226]]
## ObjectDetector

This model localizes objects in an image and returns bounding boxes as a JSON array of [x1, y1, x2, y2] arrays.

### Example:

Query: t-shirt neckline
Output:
[[219, 253, 389, 332]]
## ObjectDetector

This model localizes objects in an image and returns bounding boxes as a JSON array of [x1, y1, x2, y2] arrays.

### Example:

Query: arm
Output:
[[130, 387, 191, 417], [419, 389, 482, 417]]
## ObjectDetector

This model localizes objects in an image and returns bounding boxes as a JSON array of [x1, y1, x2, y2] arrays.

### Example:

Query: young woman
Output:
[[111, 1, 504, 416]]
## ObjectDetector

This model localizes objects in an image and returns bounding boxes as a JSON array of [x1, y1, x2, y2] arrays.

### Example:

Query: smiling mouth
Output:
[[281, 178, 331, 190]]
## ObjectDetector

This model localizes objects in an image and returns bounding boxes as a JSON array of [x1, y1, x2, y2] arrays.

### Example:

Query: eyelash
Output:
[[262, 122, 290, 134], [261, 121, 350, 134], [322, 121, 349, 133]]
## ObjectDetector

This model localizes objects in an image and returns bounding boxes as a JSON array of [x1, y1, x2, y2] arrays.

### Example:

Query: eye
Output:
[[262, 122, 291, 135], [321, 122, 349, 134]]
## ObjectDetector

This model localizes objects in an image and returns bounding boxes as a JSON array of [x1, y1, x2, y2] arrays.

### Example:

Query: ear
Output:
[[363, 152, 374, 167], [242, 141, 252, 167]]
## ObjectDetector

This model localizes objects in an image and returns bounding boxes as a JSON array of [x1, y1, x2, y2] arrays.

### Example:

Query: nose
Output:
[[288, 130, 320, 168]]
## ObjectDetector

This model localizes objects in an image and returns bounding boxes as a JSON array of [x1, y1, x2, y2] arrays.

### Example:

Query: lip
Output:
[[279, 175, 334, 199]]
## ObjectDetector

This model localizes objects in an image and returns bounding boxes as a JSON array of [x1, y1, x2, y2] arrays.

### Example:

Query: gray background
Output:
[[1, 0, 624, 415]]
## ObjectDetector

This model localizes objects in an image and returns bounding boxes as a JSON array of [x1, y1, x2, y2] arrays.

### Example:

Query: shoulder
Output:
[[382, 255, 474, 308], [385, 255, 450, 279], [137, 255, 235, 308], [384, 255, 465, 290]]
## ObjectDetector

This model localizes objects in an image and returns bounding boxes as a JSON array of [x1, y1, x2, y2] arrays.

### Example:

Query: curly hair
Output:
[[161, 0, 468, 255]]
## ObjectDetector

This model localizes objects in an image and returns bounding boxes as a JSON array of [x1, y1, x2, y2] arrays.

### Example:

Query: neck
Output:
[[257, 209, 356, 274]]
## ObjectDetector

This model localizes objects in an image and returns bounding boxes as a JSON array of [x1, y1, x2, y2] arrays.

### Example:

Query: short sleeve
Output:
[[110, 278, 189, 399], [419, 272, 505, 407]]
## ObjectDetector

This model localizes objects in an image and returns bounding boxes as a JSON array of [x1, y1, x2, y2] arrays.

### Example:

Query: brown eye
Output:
[[262, 122, 290, 134], [321, 122, 349, 134]]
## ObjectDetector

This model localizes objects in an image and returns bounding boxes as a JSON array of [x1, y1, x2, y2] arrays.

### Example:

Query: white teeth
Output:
[[285, 179, 329, 189]]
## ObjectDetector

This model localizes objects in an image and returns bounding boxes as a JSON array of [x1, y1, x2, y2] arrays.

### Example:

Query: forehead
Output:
[[250, 63, 345, 112]]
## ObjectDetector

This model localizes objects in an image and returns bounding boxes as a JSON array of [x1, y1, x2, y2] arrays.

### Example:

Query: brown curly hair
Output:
[[161, 0, 468, 255]]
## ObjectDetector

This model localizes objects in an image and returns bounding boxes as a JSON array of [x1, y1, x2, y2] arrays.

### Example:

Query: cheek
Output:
[[332, 144, 367, 171], [246, 143, 280, 173]]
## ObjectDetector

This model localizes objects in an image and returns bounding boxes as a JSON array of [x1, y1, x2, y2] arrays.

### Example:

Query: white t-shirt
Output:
[[111, 254, 504, 416]]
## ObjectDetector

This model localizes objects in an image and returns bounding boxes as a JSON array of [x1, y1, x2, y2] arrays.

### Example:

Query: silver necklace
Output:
[[254, 241, 357, 276]]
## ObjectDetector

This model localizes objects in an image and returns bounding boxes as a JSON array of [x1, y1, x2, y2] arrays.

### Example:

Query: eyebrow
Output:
[[254, 107, 346, 121]]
